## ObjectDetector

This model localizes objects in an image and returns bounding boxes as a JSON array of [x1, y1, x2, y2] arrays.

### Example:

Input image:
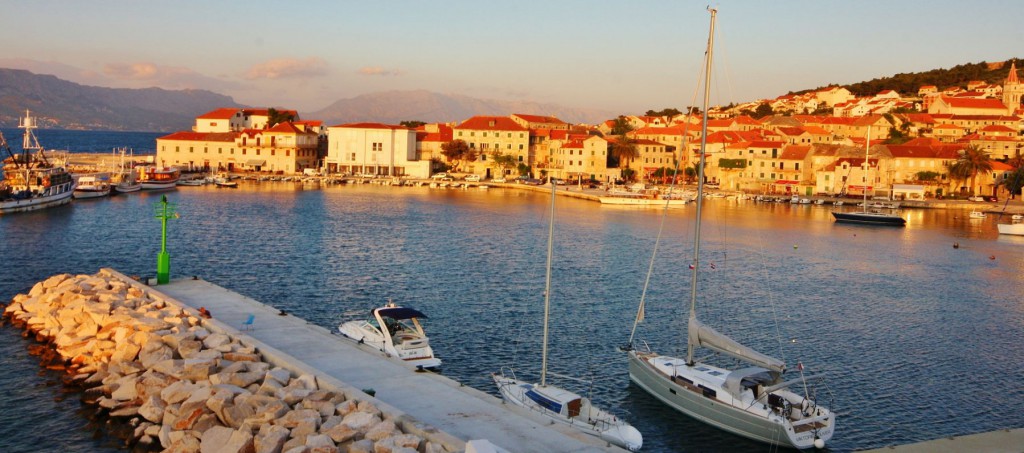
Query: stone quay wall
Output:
[[2, 270, 458, 453]]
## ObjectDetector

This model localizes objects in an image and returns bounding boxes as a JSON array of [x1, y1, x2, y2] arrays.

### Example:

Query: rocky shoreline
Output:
[[2, 270, 450, 453]]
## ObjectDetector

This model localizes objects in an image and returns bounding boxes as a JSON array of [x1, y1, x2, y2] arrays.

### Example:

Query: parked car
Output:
[[492, 177, 507, 183], [968, 196, 985, 202], [464, 174, 481, 182], [431, 172, 450, 180]]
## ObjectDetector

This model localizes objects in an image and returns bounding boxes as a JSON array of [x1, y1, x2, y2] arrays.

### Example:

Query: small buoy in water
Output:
[[953, 242, 959, 249], [793, 245, 798, 249], [989, 255, 996, 260], [791, 338, 797, 343]]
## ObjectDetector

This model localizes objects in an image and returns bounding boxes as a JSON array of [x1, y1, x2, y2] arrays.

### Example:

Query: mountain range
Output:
[[0, 68, 615, 132]]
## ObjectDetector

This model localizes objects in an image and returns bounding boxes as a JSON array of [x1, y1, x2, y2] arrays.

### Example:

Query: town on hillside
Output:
[[155, 63, 1024, 201]]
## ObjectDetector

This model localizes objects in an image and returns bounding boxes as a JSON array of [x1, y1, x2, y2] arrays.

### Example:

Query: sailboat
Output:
[[493, 180, 643, 452], [830, 127, 906, 226], [626, 9, 835, 449]]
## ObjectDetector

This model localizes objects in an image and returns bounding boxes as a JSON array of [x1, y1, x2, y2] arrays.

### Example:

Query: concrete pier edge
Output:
[[104, 268, 469, 452]]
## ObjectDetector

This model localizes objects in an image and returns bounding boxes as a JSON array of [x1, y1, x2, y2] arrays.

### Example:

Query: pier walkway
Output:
[[860, 427, 1024, 452], [145, 273, 621, 453]]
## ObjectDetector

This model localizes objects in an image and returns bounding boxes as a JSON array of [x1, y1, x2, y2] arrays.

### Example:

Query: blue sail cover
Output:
[[377, 307, 427, 320]]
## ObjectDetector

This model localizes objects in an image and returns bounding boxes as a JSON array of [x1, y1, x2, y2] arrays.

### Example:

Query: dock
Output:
[[860, 427, 1024, 452], [138, 272, 623, 453]]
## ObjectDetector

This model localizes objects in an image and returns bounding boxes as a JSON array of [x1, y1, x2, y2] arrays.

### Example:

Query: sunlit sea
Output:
[[2, 131, 1023, 452]]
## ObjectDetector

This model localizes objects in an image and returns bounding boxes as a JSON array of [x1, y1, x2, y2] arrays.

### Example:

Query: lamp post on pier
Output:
[[154, 195, 178, 284]]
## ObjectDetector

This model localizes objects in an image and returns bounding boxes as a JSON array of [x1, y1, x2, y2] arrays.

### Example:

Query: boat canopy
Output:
[[688, 317, 786, 373], [722, 366, 778, 399], [376, 307, 427, 320]]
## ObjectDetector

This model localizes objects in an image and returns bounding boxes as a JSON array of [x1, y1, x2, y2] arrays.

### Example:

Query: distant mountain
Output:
[[308, 90, 616, 126], [0, 68, 244, 132]]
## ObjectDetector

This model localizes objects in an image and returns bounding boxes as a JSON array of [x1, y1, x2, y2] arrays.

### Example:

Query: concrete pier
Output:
[[859, 428, 1024, 452], [146, 273, 624, 453]]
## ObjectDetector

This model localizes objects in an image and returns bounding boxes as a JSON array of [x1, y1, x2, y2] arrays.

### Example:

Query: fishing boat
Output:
[[494, 180, 643, 452], [73, 173, 112, 199], [831, 127, 905, 226], [138, 166, 180, 190], [1, 110, 76, 214], [337, 300, 442, 370], [626, 9, 835, 449]]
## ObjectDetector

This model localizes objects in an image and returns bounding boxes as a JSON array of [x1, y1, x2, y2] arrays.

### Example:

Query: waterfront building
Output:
[[548, 135, 609, 182], [885, 140, 962, 196], [156, 121, 318, 173], [452, 116, 529, 178], [325, 123, 426, 178], [415, 123, 453, 165]]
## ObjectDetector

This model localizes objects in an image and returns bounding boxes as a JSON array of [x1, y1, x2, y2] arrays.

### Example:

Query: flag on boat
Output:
[[688, 264, 695, 270]]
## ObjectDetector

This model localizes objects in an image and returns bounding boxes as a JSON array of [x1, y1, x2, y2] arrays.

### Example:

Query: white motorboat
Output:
[[73, 173, 112, 199], [337, 301, 441, 370], [138, 166, 180, 190], [1, 111, 75, 214], [494, 181, 643, 452], [969, 210, 986, 219], [626, 9, 835, 450], [997, 222, 1024, 235]]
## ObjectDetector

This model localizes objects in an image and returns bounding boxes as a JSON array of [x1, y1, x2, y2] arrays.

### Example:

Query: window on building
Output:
[[189, 147, 194, 153]]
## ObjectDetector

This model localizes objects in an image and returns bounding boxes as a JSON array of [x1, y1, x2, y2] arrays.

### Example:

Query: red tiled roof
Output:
[[939, 96, 1009, 109], [265, 122, 309, 134], [512, 114, 566, 125], [157, 131, 239, 142], [197, 108, 239, 120], [780, 145, 811, 159], [455, 116, 527, 131], [417, 124, 453, 142], [981, 125, 1016, 132]]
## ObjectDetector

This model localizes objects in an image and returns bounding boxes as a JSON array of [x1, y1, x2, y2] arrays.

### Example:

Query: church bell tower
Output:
[[1003, 61, 1024, 112]]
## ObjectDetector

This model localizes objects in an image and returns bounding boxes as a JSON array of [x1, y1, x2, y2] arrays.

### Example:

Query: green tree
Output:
[[400, 120, 426, 128], [440, 140, 478, 172], [753, 103, 774, 119], [517, 163, 532, 177], [1000, 156, 1024, 199], [914, 171, 942, 182], [645, 108, 682, 117], [610, 136, 639, 180], [266, 108, 296, 128], [492, 152, 517, 178], [610, 116, 634, 135], [946, 145, 993, 195]]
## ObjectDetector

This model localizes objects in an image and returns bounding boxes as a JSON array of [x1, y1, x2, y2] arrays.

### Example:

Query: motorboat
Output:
[[997, 223, 1024, 235], [138, 166, 180, 190], [337, 301, 441, 370], [969, 210, 986, 219], [73, 173, 112, 199]]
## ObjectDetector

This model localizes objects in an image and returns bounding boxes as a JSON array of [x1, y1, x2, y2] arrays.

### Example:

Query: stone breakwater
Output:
[[3, 270, 450, 453]]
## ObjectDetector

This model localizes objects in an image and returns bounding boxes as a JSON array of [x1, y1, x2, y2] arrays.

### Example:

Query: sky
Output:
[[2, 1, 1023, 117]]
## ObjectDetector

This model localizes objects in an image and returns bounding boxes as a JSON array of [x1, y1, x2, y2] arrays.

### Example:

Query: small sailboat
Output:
[[493, 180, 642, 452], [337, 300, 441, 370], [626, 9, 835, 450], [831, 127, 905, 226]]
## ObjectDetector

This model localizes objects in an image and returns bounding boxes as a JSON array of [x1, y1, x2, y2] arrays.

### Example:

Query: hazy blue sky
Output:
[[2, 1, 1022, 115]]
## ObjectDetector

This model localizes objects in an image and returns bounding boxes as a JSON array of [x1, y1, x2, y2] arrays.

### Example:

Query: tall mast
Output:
[[540, 179, 556, 386], [687, 7, 716, 366], [862, 126, 871, 213]]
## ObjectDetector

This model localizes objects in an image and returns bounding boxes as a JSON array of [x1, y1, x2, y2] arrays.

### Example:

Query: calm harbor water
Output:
[[1, 136, 1023, 453]]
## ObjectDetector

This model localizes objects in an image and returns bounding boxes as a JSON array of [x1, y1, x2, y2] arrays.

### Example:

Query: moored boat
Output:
[[138, 166, 180, 190], [73, 173, 112, 199], [997, 223, 1024, 236], [1, 110, 76, 214], [337, 300, 441, 370]]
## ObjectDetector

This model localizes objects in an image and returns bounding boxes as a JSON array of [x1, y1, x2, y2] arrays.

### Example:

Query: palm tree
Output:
[[610, 136, 639, 181], [945, 145, 993, 196]]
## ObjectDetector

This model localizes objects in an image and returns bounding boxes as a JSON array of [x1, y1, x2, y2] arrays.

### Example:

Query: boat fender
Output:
[[42, 177, 51, 188]]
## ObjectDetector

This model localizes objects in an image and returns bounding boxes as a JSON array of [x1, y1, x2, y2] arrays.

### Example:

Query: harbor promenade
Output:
[[141, 271, 625, 453], [860, 427, 1024, 452]]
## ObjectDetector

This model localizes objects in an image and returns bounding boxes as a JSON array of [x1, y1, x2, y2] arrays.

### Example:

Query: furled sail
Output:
[[688, 317, 786, 373]]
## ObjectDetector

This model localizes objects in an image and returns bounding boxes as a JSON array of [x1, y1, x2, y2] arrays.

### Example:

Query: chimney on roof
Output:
[[489, 120, 496, 127]]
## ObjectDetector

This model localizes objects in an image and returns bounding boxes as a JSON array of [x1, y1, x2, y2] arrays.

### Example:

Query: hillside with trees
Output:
[[795, 58, 1023, 97]]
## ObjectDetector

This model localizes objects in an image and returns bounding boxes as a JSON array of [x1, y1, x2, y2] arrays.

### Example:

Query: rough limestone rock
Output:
[[304, 434, 338, 453], [341, 411, 380, 432], [254, 424, 289, 453], [199, 425, 235, 453], [365, 419, 397, 442]]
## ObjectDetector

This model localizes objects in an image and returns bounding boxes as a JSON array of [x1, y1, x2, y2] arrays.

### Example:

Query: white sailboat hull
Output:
[[997, 223, 1024, 236], [493, 373, 642, 451], [628, 351, 834, 449]]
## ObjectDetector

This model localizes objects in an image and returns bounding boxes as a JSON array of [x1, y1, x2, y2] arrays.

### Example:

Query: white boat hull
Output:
[[337, 317, 441, 370], [0, 189, 73, 214], [73, 188, 111, 199], [141, 181, 178, 190], [628, 352, 833, 449], [997, 223, 1024, 236], [493, 373, 642, 451], [599, 196, 690, 206], [114, 183, 142, 193]]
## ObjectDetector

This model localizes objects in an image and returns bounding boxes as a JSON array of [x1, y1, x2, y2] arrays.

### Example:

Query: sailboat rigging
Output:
[[830, 127, 906, 226], [626, 9, 836, 449], [494, 180, 643, 452]]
